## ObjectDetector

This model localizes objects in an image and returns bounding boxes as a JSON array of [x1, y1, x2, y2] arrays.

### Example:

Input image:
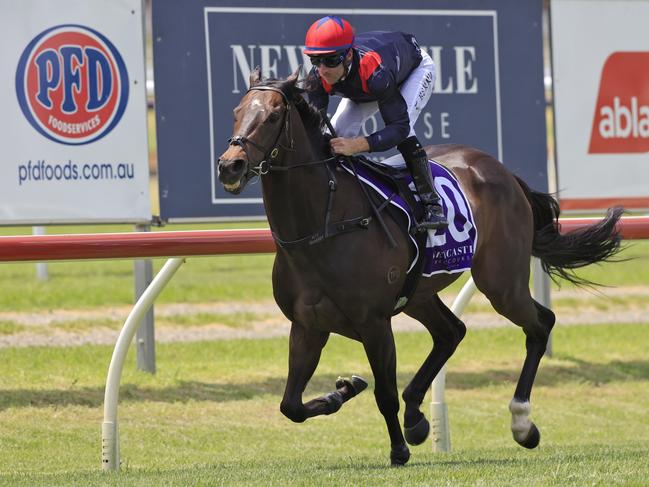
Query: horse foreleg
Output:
[[279, 323, 329, 423], [360, 320, 410, 466], [280, 322, 368, 424]]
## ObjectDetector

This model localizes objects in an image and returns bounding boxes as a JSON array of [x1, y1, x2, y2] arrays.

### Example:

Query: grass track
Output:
[[0, 324, 647, 485]]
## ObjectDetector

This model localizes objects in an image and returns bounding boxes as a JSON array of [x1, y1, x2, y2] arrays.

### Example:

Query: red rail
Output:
[[0, 229, 276, 262], [558, 216, 649, 240], [0, 216, 647, 262]]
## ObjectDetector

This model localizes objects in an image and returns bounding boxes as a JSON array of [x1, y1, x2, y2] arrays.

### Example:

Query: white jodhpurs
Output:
[[330, 48, 435, 167]]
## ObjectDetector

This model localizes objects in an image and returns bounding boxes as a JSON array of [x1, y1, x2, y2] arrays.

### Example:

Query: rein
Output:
[[227, 84, 395, 249]]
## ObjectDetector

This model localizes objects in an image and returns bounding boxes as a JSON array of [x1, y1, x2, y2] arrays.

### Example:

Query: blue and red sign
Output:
[[15, 24, 129, 145]]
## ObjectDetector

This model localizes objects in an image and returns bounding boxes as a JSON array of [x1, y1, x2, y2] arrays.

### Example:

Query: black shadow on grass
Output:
[[446, 357, 649, 390], [0, 374, 343, 410], [1, 358, 647, 410]]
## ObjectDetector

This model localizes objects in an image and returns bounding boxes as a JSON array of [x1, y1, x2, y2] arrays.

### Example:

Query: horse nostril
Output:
[[232, 159, 246, 174], [218, 158, 246, 177]]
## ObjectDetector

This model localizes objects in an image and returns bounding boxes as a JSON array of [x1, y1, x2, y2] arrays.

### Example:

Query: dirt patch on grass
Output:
[[1, 286, 648, 348]]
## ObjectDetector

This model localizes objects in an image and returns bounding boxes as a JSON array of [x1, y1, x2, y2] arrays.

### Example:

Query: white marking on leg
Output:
[[509, 399, 532, 443]]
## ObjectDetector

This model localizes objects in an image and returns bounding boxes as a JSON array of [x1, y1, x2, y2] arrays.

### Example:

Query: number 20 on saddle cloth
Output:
[[340, 159, 478, 278]]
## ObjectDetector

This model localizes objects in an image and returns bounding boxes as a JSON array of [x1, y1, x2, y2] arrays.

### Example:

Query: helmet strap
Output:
[[339, 49, 353, 82]]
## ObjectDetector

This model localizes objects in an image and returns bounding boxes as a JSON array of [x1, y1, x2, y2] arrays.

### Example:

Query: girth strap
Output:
[[392, 229, 428, 315]]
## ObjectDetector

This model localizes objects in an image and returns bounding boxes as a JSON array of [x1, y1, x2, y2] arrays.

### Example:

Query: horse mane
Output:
[[254, 77, 332, 155]]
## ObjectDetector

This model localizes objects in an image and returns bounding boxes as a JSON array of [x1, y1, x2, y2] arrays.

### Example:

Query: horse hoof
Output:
[[390, 443, 410, 466], [517, 423, 541, 449], [404, 416, 430, 446], [335, 375, 368, 396], [350, 375, 368, 394]]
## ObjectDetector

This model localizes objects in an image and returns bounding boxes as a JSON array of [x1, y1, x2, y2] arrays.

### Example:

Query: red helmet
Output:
[[304, 16, 354, 55]]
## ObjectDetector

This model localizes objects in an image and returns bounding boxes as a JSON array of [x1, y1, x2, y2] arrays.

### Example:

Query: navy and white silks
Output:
[[305, 30, 436, 161]]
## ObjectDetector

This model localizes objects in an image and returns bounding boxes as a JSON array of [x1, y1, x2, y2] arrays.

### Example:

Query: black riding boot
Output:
[[398, 136, 448, 231]]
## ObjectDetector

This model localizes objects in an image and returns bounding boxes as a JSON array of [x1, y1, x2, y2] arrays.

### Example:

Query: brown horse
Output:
[[217, 69, 622, 465]]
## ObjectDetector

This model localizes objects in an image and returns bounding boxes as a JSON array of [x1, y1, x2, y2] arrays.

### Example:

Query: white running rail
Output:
[[429, 276, 477, 452], [102, 257, 185, 470]]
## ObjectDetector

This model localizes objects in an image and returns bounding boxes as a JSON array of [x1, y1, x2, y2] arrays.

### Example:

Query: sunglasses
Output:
[[309, 51, 347, 68]]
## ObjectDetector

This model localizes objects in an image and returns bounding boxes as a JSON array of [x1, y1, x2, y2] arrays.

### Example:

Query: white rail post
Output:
[[102, 257, 185, 471], [430, 276, 477, 452], [33, 226, 49, 281], [532, 257, 553, 356], [134, 223, 156, 373]]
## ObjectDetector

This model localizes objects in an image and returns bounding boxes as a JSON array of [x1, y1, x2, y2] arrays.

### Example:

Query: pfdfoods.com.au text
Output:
[[18, 160, 135, 186]]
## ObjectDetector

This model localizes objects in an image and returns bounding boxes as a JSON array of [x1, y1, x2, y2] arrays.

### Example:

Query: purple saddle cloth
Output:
[[340, 159, 478, 277]]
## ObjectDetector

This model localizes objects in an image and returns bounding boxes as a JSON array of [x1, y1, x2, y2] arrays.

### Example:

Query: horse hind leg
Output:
[[509, 300, 555, 448], [475, 272, 555, 449], [401, 295, 467, 446]]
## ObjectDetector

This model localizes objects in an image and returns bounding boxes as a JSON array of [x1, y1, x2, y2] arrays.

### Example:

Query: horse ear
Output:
[[249, 66, 261, 87], [286, 67, 300, 86]]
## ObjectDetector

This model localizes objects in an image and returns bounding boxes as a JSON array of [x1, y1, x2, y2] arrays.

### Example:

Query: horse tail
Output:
[[514, 175, 624, 287]]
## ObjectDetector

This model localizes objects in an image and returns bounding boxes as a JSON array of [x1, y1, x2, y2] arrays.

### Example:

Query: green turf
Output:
[[0, 323, 647, 485]]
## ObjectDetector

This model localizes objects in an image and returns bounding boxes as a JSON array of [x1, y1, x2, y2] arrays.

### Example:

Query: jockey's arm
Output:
[[330, 136, 369, 155], [363, 70, 411, 153], [366, 91, 411, 153]]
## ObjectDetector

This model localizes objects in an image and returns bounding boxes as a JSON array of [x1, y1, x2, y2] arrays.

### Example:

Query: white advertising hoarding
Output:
[[551, 0, 649, 211], [0, 0, 151, 224]]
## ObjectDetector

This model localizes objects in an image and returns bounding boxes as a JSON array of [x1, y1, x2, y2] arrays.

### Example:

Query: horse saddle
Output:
[[340, 155, 478, 313]]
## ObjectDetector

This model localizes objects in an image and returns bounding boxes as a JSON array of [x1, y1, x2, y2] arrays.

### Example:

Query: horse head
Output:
[[217, 67, 300, 194]]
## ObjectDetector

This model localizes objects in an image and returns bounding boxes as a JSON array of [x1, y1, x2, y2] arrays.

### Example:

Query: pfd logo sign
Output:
[[15, 24, 129, 145], [589, 52, 649, 154]]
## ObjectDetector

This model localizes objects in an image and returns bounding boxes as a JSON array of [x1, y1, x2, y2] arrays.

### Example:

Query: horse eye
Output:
[[267, 112, 280, 123]]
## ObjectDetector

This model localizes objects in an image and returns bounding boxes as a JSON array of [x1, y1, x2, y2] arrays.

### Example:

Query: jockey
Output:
[[303, 15, 448, 230]]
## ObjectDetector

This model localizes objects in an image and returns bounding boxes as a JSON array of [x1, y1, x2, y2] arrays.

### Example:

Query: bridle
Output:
[[227, 86, 294, 179], [226, 85, 336, 182]]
